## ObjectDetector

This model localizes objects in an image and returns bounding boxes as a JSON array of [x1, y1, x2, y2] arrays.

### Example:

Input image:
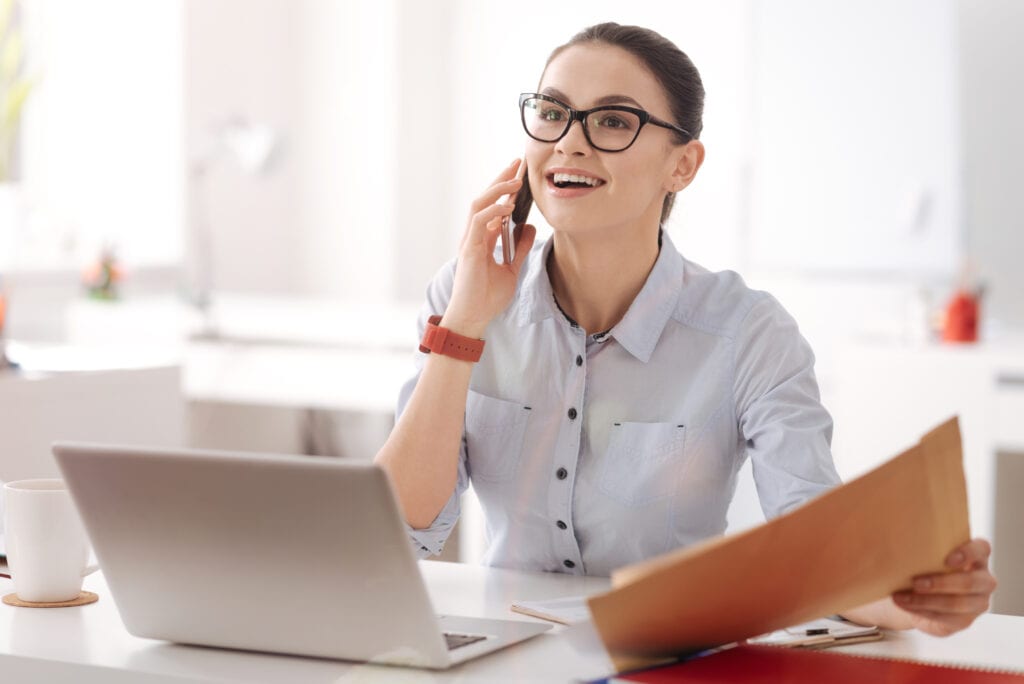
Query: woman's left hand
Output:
[[892, 538, 998, 636]]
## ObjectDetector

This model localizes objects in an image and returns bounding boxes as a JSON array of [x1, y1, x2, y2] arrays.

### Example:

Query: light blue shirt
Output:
[[398, 231, 840, 577]]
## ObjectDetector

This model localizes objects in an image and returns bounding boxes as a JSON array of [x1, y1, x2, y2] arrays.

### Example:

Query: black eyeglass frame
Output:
[[519, 92, 692, 152]]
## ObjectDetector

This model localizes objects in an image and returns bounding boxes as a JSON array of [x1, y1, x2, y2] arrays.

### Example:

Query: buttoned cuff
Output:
[[402, 487, 461, 558], [405, 521, 449, 558]]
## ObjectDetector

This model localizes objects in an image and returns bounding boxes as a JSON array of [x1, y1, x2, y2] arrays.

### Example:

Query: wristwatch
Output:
[[419, 315, 485, 362]]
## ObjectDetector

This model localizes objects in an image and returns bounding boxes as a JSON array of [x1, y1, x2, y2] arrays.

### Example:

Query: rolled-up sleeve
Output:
[[402, 449, 467, 558], [397, 258, 470, 558], [733, 294, 841, 519]]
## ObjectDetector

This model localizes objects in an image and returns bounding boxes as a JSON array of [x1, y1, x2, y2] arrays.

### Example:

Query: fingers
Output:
[[470, 159, 525, 214], [890, 539, 997, 637], [905, 611, 978, 637], [510, 223, 538, 272], [475, 221, 536, 273], [481, 214, 503, 257], [893, 589, 992, 615], [946, 538, 992, 571], [911, 568, 998, 595], [464, 202, 515, 250], [459, 160, 524, 251]]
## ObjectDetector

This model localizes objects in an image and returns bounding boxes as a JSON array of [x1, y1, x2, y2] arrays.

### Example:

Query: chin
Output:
[[546, 215, 603, 236], [537, 203, 604, 235], [550, 214, 638, 241]]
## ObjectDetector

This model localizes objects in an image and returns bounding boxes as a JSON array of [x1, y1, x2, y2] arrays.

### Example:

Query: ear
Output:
[[663, 140, 705, 193]]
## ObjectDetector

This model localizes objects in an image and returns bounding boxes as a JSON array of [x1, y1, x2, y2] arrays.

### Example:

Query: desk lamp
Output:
[[186, 117, 280, 338]]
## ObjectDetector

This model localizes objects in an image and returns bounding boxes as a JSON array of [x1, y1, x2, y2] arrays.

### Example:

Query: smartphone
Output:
[[500, 160, 533, 265]]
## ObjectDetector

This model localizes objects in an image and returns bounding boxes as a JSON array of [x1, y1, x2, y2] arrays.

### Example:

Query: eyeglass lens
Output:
[[521, 97, 641, 152]]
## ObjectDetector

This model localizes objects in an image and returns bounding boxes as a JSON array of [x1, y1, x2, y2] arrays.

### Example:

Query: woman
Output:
[[376, 22, 995, 637]]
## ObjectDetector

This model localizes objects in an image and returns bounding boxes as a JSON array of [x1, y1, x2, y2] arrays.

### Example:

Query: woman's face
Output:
[[526, 42, 691, 239]]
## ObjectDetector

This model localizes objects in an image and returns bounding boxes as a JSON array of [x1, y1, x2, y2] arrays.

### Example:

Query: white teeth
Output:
[[553, 173, 602, 187]]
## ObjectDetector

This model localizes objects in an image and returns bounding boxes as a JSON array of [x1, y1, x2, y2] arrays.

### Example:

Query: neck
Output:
[[547, 222, 661, 334]]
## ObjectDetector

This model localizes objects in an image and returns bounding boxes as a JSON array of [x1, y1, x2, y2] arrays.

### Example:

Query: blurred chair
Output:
[[0, 366, 184, 483], [993, 448, 1024, 616]]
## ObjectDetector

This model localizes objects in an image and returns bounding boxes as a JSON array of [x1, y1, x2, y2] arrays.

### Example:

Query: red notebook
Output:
[[612, 644, 1024, 683]]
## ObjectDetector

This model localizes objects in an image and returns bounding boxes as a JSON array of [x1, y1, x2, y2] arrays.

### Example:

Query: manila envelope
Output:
[[587, 416, 970, 672]]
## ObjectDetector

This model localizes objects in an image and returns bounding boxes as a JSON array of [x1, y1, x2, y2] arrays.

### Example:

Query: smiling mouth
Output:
[[550, 172, 605, 189]]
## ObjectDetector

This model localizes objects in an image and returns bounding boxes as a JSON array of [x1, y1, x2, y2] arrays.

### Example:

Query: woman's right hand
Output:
[[441, 159, 537, 337]]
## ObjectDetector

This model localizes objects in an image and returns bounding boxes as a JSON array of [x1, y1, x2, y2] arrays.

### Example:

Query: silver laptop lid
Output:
[[53, 443, 451, 666]]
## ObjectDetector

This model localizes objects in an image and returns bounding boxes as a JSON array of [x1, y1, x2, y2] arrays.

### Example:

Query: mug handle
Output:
[[82, 563, 100, 577]]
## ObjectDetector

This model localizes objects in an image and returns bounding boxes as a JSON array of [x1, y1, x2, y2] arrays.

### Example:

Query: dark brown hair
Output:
[[544, 23, 705, 225]]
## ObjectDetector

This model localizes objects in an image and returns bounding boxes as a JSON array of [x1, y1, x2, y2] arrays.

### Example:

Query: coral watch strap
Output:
[[418, 315, 485, 362]]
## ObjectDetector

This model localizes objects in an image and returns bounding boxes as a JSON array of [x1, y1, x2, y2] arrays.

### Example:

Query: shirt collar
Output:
[[515, 231, 685, 363], [609, 230, 684, 363], [515, 236, 561, 327]]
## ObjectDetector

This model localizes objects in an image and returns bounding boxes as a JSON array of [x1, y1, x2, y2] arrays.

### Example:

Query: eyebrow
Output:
[[540, 87, 644, 109]]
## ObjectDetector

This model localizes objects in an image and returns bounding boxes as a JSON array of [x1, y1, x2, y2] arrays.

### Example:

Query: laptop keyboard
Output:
[[444, 632, 488, 650]]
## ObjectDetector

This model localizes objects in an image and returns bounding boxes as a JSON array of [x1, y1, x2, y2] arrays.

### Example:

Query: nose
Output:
[[553, 118, 592, 157]]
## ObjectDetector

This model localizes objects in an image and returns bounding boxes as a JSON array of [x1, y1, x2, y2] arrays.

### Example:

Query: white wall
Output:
[[185, 0, 304, 295], [17, 0, 184, 269], [959, 0, 1024, 330], [11, 1, 1024, 331], [292, 0, 399, 302], [749, 0, 961, 276], [185, 0, 406, 302], [391, 1, 456, 301]]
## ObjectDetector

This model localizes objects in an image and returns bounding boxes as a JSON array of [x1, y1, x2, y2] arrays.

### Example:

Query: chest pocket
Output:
[[599, 422, 687, 507], [465, 390, 531, 482]]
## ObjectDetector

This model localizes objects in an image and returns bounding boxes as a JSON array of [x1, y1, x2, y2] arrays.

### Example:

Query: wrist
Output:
[[438, 313, 488, 339]]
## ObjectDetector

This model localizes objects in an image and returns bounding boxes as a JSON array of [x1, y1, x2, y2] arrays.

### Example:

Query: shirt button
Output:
[[567, 407, 578, 420], [575, 355, 583, 367], [563, 560, 575, 569], [556, 467, 568, 480], [556, 520, 567, 530]]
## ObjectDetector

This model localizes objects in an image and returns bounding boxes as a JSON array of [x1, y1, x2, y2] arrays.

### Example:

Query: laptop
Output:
[[52, 442, 550, 669]]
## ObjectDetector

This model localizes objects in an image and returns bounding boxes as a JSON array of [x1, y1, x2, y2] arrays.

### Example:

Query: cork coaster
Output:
[[2, 591, 99, 608]]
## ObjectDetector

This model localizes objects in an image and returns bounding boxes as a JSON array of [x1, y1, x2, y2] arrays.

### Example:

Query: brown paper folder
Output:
[[587, 417, 970, 671]]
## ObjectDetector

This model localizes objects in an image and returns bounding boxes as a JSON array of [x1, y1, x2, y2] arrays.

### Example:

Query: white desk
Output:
[[2, 562, 1023, 683]]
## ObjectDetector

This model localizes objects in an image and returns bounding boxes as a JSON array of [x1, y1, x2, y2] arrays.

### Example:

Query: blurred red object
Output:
[[0, 289, 6, 333], [942, 290, 980, 343]]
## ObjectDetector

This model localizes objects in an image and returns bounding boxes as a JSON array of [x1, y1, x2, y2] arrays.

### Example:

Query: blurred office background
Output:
[[1, 0, 1022, 609]]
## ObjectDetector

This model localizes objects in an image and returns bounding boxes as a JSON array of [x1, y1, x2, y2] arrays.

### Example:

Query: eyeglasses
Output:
[[519, 92, 692, 153]]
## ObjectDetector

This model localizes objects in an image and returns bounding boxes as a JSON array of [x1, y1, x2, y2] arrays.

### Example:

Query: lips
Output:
[[545, 168, 606, 198]]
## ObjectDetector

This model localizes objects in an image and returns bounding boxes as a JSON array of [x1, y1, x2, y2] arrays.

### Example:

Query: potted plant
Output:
[[1, 0, 34, 246], [1, 0, 33, 367], [0, 0, 33, 183]]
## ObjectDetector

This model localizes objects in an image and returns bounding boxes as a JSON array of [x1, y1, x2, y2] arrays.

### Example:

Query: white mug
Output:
[[3, 479, 99, 603]]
